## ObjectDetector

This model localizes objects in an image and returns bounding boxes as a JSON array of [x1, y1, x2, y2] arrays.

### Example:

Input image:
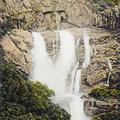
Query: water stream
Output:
[[31, 30, 90, 120]]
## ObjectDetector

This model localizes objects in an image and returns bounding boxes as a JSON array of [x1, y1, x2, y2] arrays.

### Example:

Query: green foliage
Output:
[[0, 63, 28, 81], [89, 0, 120, 12], [0, 63, 70, 120], [89, 85, 120, 100], [105, 0, 120, 4], [89, 71, 120, 120], [92, 0, 120, 5], [89, 86, 110, 100]]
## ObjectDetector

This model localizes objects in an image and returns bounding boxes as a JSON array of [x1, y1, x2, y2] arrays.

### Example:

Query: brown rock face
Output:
[[81, 30, 120, 87], [0, 29, 32, 74], [0, 0, 96, 32], [87, 0, 120, 30]]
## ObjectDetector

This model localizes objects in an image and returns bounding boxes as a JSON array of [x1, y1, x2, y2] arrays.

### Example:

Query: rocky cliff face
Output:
[[0, 0, 99, 32], [87, 0, 120, 30], [0, 30, 32, 74]]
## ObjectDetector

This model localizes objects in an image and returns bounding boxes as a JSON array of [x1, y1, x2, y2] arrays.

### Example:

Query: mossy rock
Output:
[[89, 85, 120, 100], [92, 110, 120, 120], [109, 71, 120, 89]]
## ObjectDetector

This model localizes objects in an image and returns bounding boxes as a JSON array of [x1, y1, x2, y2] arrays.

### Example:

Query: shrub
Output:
[[89, 85, 120, 100], [0, 63, 70, 120], [89, 86, 111, 100]]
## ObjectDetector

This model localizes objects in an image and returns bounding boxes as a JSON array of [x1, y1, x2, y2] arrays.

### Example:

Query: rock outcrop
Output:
[[0, 29, 32, 74], [0, 0, 96, 33], [81, 31, 120, 87], [84, 98, 119, 116], [87, 0, 120, 30]]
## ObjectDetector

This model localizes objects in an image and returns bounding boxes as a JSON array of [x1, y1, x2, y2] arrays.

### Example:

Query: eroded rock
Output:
[[0, 29, 32, 74]]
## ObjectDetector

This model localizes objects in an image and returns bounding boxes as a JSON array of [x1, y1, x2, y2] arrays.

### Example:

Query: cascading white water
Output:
[[106, 59, 112, 86], [70, 33, 90, 120], [31, 30, 90, 120], [31, 32, 56, 90], [54, 31, 75, 94], [70, 96, 88, 120], [70, 61, 79, 93], [32, 31, 75, 94], [107, 59, 112, 71], [73, 67, 81, 94], [82, 33, 91, 68]]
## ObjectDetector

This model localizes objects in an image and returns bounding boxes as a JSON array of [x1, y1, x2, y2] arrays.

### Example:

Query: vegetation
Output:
[[92, 0, 120, 5], [89, 85, 120, 100], [89, 0, 120, 13], [89, 82, 120, 120], [89, 70, 120, 101], [92, 111, 120, 120], [0, 63, 70, 120], [105, 0, 120, 4]]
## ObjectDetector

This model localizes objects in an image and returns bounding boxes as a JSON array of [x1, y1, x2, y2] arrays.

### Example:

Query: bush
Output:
[[89, 85, 120, 100], [89, 86, 111, 100], [105, 0, 120, 4], [0, 63, 70, 120]]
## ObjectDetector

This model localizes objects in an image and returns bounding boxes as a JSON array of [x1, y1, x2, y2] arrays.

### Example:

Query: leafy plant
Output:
[[0, 63, 70, 120]]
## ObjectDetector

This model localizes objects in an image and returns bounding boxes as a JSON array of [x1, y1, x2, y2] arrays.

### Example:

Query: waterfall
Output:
[[31, 32, 55, 90], [31, 30, 90, 120], [106, 59, 112, 86], [70, 32, 90, 120], [82, 33, 91, 68], [70, 61, 79, 93], [107, 59, 112, 71], [54, 30, 75, 94], [74, 69, 81, 94]]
